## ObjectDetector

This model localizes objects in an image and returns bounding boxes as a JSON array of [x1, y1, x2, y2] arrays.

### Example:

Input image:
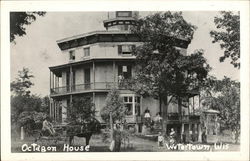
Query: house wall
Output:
[[59, 42, 187, 64], [60, 43, 139, 64], [94, 62, 115, 83]]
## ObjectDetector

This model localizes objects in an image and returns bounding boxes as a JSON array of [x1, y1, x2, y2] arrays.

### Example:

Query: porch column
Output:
[[194, 124, 197, 141], [198, 123, 202, 142], [198, 94, 200, 109], [193, 96, 195, 115], [132, 95, 135, 115], [70, 66, 72, 92], [69, 94, 72, 116], [49, 99, 52, 118], [113, 61, 115, 86], [50, 71, 51, 92], [57, 77, 59, 88], [189, 124, 192, 142], [52, 73, 54, 89], [54, 101, 57, 122], [55, 75, 58, 88], [70, 95, 72, 104], [93, 92, 95, 105], [93, 61, 95, 89], [181, 123, 184, 142]]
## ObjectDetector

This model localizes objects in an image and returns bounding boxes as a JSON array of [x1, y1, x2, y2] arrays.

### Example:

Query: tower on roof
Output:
[[103, 11, 139, 31]]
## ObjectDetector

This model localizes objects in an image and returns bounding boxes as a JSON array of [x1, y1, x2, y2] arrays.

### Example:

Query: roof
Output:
[[56, 30, 131, 43], [49, 57, 136, 71]]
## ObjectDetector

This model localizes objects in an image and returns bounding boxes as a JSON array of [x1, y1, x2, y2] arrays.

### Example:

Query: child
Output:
[[158, 132, 164, 148]]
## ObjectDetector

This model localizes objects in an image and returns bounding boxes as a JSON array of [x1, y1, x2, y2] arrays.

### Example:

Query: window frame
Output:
[[69, 50, 75, 61], [118, 45, 135, 56], [116, 11, 132, 17], [83, 47, 90, 57]]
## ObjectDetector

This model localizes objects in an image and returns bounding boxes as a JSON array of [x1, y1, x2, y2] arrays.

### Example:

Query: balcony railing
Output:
[[167, 113, 200, 123], [50, 82, 125, 95]]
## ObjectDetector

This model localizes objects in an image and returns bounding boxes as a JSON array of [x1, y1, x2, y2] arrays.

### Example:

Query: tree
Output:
[[201, 77, 240, 143], [100, 89, 124, 139], [210, 11, 240, 68], [11, 67, 34, 96], [10, 12, 46, 43], [130, 12, 210, 133], [40, 96, 50, 114], [67, 96, 96, 124], [11, 68, 50, 138]]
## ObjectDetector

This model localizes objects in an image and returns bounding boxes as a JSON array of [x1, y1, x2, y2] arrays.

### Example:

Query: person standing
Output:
[[169, 128, 176, 145], [113, 124, 122, 152]]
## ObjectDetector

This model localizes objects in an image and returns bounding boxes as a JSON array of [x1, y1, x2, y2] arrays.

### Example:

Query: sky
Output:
[[10, 11, 240, 97]]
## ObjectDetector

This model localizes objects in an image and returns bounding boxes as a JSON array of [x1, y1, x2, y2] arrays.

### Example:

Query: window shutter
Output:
[[118, 66, 122, 76], [118, 45, 122, 55], [127, 65, 132, 78]]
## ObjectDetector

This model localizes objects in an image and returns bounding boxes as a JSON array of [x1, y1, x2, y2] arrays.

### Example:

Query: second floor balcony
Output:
[[50, 82, 126, 96]]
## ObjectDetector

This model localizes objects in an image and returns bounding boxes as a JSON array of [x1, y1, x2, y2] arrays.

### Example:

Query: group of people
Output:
[[158, 128, 177, 148], [143, 108, 163, 128]]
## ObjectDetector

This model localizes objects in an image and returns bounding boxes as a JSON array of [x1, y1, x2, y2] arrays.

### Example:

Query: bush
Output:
[[17, 111, 47, 136]]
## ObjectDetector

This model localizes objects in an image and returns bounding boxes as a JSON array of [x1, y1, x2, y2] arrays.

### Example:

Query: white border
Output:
[[1, 1, 249, 161]]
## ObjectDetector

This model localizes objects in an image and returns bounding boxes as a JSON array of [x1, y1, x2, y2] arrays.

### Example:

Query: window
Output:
[[118, 65, 132, 79], [84, 47, 90, 57], [118, 45, 135, 55], [69, 50, 75, 61], [116, 11, 132, 17], [123, 96, 133, 116]]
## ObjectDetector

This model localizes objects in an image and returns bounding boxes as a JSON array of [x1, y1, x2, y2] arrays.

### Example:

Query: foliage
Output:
[[18, 111, 47, 135], [11, 67, 34, 96], [40, 95, 50, 114], [201, 76, 240, 142], [10, 12, 46, 43], [11, 95, 50, 136], [11, 67, 50, 137], [67, 96, 96, 124], [100, 89, 124, 124], [130, 12, 210, 101], [210, 11, 240, 68]]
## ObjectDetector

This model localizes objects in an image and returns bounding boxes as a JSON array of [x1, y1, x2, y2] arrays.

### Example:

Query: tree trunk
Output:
[[177, 96, 182, 142], [110, 112, 113, 140], [178, 96, 182, 121], [162, 96, 168, 135]]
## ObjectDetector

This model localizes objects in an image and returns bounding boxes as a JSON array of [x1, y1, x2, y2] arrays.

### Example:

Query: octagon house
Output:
[[49, 11, 202, 142]]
